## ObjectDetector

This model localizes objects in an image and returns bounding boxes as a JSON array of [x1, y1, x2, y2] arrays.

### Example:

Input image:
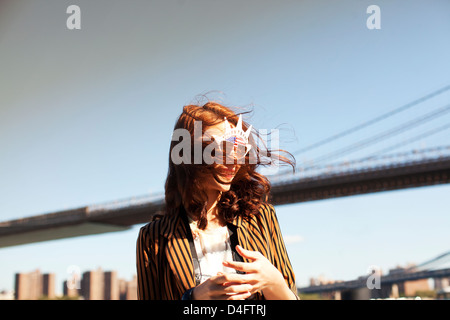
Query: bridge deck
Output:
[[1, 156, 449, 248]]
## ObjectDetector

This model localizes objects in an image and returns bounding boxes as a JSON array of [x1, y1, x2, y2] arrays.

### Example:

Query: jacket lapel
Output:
[[162, 208, 196, 295], [229, 214, 253, 262], [227, 222, 246, 271]]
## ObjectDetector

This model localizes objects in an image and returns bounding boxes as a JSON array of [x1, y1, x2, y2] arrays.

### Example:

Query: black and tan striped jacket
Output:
[[136, 202, 298, 300]]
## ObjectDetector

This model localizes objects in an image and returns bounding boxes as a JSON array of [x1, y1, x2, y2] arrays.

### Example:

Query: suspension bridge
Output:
[[298, 251, 450, 299], [1, 85, 450, 248]]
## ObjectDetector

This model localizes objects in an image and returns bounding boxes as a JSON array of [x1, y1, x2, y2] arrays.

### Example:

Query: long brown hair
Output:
[[163, 101, 295, 229]]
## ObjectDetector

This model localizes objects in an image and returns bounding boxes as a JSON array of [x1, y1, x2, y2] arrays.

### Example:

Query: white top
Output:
[[188, 219, 237, 284]]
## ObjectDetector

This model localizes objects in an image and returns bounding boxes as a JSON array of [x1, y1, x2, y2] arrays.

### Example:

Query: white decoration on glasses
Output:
[[212, 114, 252, 158]]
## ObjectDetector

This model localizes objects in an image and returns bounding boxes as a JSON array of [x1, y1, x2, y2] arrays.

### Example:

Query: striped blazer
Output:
[[136, 203, 298, 300]]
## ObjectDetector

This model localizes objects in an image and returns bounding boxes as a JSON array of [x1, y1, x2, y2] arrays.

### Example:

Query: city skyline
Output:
[[6, 249, 449, 300], [12, 267, 137, 300]]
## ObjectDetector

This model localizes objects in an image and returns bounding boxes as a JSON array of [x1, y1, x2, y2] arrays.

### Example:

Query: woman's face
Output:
[[199, 121, 240, 193]]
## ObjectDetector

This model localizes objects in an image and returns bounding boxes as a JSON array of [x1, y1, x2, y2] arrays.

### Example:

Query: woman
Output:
[[136, 101, 298, 300]]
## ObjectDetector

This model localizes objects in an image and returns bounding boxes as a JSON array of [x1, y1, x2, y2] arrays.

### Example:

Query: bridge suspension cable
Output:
[[366, 122, 450, 158], [271, 145, 450, 180], [292, 84, 450, 156], [415, 251, 450, 272], [309, 103, 450, 165]]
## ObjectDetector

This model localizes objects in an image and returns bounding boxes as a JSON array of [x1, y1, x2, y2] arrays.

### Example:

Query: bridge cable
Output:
[[365, 122, 450, 158], [307, 103, 450, 165], [292, 84, 450, 156], [270, 145, 450, 181]]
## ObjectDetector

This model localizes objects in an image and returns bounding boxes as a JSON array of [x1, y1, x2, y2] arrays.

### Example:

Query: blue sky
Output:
[[1, 0, 450, 294]]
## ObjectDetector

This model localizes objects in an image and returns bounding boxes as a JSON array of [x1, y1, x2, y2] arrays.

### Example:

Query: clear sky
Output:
[[1, 0, 450, 294]]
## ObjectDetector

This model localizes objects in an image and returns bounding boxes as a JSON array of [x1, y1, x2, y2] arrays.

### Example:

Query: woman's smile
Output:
[[217, 166, 237, 180]]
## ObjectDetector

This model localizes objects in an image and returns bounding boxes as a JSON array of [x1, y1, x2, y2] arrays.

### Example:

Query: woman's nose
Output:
[[224, 150, 238, 164]]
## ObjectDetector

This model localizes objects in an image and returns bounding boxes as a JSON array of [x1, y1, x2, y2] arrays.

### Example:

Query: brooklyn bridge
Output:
[[1, 85, 450, 299]]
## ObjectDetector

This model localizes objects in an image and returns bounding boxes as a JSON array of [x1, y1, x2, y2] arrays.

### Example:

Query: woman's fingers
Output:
[[235, 245, 262, 261], [211, 272, 249, 285], [222, 283, 253, 294], [226, 291, 252, 300], [222, 260, 258, 273]]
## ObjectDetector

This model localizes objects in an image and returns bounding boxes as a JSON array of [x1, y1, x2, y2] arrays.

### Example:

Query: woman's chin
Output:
[[216, 179, 233, 192], [218, 184, 232, 192]]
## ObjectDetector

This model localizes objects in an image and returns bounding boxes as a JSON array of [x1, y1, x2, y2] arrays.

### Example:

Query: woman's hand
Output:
[[191, 272, 252, 300], [222, 245, 297, 300]]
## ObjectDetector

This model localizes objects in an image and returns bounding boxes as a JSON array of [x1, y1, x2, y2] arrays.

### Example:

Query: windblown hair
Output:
[[163, 101, 296, 230]]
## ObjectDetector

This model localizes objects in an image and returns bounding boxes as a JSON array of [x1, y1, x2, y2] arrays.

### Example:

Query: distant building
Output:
[[403, 278, 432, 296], [434, 277, 450, 292], [81, 268, 104, 300], [387, 264, 433, 297], [15, 267, 137, 300], [104, 271, 119, 300], [123, 275, 137, 300], [309, 274, 336, 286], [63, 279, 81, 298], [14, 269, 55, 300], [388, 263, 416, 275], [42, 273, 56, 298], [66, 268, 137, 300]]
